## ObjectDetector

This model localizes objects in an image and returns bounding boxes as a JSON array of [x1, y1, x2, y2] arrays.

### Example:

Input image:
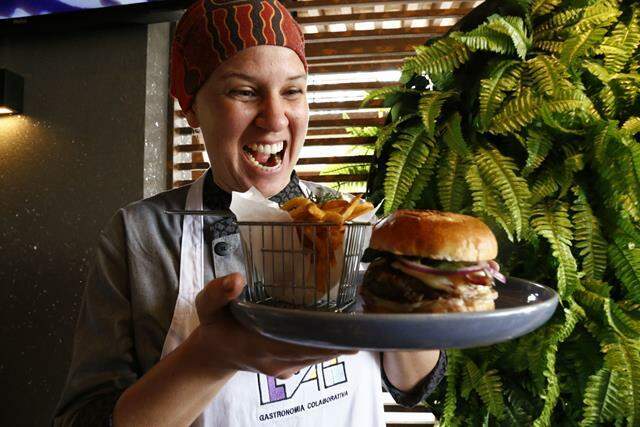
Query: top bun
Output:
[[369, 210, 498, 262]]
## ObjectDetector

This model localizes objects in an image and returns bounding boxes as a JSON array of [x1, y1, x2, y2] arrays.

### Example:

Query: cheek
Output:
[[291, 104, 309, 135], [207, 105, 254, 147]]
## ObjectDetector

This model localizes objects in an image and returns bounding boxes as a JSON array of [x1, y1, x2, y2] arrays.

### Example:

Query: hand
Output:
[[191, 273, 356, 379]]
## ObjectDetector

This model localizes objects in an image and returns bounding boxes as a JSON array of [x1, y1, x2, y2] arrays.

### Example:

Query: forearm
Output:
[[113, 327, 234, 427], [382, 350, 440, 392]]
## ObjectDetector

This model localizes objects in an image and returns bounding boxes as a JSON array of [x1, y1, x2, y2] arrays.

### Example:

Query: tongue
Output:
[[253, 151, 270, 164]]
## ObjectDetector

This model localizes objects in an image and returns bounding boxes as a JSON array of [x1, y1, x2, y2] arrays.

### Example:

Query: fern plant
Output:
[[364, 0, 640, 425]]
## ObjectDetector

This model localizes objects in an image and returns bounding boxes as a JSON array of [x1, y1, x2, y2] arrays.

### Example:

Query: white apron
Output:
[[160, 174, 385, 427]]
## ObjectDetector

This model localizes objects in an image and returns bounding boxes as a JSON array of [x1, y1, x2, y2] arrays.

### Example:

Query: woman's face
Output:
[[185, 45, 309, 197]]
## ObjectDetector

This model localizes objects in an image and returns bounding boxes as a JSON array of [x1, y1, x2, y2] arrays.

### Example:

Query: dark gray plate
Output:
[[230, 277, 558, 350]]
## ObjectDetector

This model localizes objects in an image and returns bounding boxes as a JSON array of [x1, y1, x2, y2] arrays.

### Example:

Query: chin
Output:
[[252, 169, 293, 197]]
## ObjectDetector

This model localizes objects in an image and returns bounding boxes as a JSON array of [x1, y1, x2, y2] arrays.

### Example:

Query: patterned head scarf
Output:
[[170, 0, 307, 113]]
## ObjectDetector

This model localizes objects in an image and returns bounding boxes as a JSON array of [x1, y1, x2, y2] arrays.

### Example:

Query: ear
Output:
[[184, 108, 200, 128]]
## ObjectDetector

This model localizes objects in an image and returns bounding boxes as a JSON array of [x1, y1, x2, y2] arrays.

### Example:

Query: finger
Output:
[[195, 272, 245, 324]]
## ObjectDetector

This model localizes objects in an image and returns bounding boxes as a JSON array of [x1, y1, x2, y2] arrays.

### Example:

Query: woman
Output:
[[54, 1, 446, 426]]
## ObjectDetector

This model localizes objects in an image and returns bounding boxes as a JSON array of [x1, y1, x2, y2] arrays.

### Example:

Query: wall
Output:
[[0, 22, 170, 425]]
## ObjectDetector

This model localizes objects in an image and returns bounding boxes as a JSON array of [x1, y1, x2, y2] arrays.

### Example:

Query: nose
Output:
[[254, 94, 289, 132]]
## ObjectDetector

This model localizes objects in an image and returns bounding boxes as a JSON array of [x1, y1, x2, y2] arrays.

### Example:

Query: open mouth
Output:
[[242, 141, 287, 171]]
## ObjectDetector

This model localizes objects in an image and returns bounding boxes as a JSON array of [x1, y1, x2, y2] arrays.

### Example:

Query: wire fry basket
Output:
[[237, 221, 372, 312]]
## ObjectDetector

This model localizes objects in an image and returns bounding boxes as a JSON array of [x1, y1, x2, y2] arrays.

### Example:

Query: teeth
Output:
[[246, 141, 285, 156]]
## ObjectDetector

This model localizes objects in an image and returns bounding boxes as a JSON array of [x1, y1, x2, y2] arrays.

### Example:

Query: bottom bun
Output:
[[415, 297, 495, 313], [360, 286, 496, 313]]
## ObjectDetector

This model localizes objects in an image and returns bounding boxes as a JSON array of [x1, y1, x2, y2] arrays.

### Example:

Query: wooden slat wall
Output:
[[171, 0, 481, 191]]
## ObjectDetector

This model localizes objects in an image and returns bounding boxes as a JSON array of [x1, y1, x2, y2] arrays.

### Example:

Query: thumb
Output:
[[195, 272, 245, 324]]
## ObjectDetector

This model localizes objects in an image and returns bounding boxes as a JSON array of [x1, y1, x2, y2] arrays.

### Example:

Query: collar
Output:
[[202, 169, 304, 211]]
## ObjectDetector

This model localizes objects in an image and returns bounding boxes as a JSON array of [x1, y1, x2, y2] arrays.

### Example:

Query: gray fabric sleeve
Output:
[[53, 210, 139, 426], [380, 350, 447, 408]]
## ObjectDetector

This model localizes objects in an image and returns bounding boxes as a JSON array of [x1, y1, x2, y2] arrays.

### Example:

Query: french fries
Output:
[[280, 195, 374, 295], [282, 195, 373, 222]]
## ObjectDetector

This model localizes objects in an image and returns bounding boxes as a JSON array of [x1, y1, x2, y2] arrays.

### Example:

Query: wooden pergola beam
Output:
[[305, 36, 423, 58], [304, 25, 451, 42], [307, 81, 398, 92], [304, 136, 376, 146], [284, 0, 467, 11], [309, 117, 386, 127], [309, 99, 384, 110], [308, 60, 404, 73], [296, 172, 369, 182], [307, 52, 408, 65], [297, 155, 374, 165], [296, 8, 471, 26]]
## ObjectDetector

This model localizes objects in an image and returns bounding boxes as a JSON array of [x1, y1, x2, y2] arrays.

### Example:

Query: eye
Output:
[[230, 89, 257, 99], [285, 88, 304, 97]]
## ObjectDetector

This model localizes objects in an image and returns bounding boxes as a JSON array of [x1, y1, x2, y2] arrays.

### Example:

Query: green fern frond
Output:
[[467, 164, 515, 241], [533, 39, 564, 54], [531, 0, 562, 18], [443, 112, 471, 158], [454, 26, 516, 56], [477, 369, 506, 420], [536, 7, 584, 35], [609, 219, 640, 304], [530, 172, 559, 204], [523, 129, 553, 175], [360, 85, 414, 108], [485, 15, 531, 60], [599, 85, 618, 118], [574, 279, 610, 320], [560, 27, 608, 67], [441, 350, 463, 427], [545, 87, 600, 119], [534, 305, 582, 427], [527, 55, 569, 97], [593, 122, 640, 215], [438, 148, 469, 212], [531, 203, 579, 297], [584, 60, 613, 84], [418, 90, 456, 137], [622, 117, 640, 136], [604, 300, 640, 341], [463, 358, 483, 397], [581, 368, 629, 426], [383, 126, 431, 214], [600, 6, 640, 73], [610, 73, 640, 107], [403, 38, 470, 76], [475, 147, 531, 239], [603, 342, 640, 427], [571, 3, 621, 34], [571, 186, 607, 280], [478, 60, 522, 131], [403, 141, 440, 209], [489, 89, 542, 135], [373, 114, 417, 156]]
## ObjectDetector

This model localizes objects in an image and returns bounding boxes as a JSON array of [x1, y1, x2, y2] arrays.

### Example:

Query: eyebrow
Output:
[[221, 72, 306, 82]]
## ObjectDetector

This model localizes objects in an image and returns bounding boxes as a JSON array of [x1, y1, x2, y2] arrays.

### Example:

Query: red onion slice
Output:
[[487, 267, 506, 284], [397, 257, 486, 276], [396, 257, 506, 283]]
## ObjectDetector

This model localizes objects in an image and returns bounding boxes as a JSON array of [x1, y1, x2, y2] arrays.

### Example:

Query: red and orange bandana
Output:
[[170, 0, 307, 113]]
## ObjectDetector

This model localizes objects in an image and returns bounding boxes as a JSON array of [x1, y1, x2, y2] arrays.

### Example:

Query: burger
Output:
[[359, 210, 506, 313]]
